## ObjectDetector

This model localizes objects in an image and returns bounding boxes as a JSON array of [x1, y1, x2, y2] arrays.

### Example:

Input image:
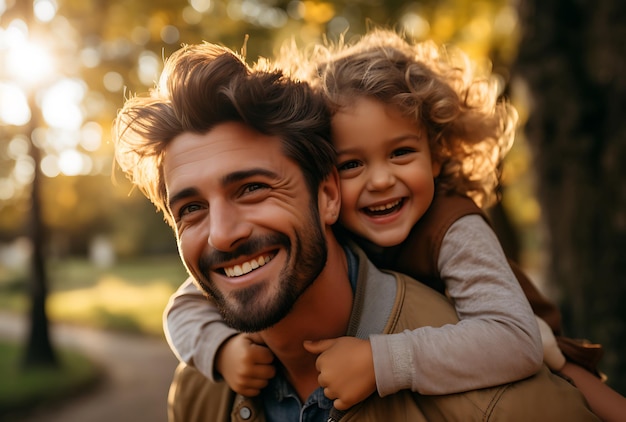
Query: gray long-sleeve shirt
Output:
[[164, 215, 542, 396]]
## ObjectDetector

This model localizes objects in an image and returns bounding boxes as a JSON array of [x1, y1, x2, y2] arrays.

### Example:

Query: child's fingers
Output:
[[333, 398, 352, 411], [247, 362, 276, 380], [303, 338, 337, 355], [249, 343, 275, 364], [246, 332, 266, 345]]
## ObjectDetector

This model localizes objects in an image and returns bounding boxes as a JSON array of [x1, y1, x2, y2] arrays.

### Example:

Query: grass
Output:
[[0, 340, 102, 420], [0, 255, 189, 336], [0, 255, 188, 419]]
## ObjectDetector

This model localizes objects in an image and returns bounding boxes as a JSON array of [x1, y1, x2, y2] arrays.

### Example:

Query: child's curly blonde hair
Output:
[[276, 28, 517, 208]]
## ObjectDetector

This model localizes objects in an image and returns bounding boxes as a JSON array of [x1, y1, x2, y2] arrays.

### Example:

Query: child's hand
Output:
[[535, 316, 566, 371], [216, 333, 276, 397], [303, 337, 376, 410]]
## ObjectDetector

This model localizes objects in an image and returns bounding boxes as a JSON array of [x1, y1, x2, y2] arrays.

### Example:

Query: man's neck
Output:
[[260, 236, 352, 401]]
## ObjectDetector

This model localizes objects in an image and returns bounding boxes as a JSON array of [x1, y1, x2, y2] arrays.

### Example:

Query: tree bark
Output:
[[22, 114, 57, 369], [9, 0, 59, 369], [513, 0, 626, 394]]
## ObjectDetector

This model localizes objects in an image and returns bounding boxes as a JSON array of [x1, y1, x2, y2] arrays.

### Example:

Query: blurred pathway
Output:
[[0, 311, 178, 422]]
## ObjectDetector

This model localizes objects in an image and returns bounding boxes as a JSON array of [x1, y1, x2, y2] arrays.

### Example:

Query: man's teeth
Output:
[[224, 255, 273, 277], [368, 199, 401, 212]]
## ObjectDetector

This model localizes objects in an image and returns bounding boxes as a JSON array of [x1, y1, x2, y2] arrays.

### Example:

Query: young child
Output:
[[164, 28, 622, 419]]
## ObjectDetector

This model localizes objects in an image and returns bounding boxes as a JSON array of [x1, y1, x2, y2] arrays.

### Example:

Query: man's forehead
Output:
[[163, 124, 296, 192]]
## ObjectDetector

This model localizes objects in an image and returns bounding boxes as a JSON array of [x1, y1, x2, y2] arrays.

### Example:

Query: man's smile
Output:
[[223, 252, 276, 277]]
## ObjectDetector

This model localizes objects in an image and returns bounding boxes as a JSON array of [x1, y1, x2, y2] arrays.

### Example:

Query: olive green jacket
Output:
[[168, 246, 598, 422]]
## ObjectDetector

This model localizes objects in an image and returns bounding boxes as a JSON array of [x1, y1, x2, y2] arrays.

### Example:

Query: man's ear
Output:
[[318, 168, 341, 225]]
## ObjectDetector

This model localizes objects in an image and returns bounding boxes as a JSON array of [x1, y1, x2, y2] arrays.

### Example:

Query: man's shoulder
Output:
[[378, 270, 459, 334], [348, 243, 459, 335]]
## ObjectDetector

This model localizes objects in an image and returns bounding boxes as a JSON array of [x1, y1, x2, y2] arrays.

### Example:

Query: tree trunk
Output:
[[22, 117, 57, 369], [513, 0, 626, 394], [1, 0, 57, 369]]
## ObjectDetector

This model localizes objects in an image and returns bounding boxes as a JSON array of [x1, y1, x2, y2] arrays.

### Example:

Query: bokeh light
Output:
[[0, 82, 31, 126], [34, 0, 58, 23], [41, 78, 86, 130], [3, 20, 55, 89]]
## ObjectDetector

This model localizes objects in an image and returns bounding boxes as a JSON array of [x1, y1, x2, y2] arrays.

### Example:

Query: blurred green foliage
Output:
[[0, 340, 101, 419], [0, 255, 188, 335], [0, 0, 532, 263]]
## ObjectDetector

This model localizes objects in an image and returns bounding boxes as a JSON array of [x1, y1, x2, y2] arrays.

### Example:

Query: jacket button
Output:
[[239, 406, 252, 420]]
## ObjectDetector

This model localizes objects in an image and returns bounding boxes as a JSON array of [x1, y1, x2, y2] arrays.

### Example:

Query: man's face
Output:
[[164, 122, 327, 332]]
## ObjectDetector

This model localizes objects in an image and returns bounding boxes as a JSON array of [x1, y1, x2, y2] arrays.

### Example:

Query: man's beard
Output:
[[196, 205, 327, 332]]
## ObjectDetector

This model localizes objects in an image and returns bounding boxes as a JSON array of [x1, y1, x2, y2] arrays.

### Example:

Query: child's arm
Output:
[[164, 277, 238, 382], [536, 316, 626, 420], [370, 214, 543, 396], [164, 277, 275, 395]]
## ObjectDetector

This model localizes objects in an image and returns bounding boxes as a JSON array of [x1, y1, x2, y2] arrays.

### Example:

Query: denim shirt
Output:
[[260, 247, 359, 422]]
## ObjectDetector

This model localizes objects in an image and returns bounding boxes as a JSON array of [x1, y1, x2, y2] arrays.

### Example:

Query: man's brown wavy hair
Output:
[[113, 42, 335, 227]]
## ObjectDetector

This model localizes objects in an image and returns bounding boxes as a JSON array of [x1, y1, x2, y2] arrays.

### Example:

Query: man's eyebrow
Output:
[[167, 168, 279, 211], [222, 168, 279, 185], [168, 187, 200, 212]]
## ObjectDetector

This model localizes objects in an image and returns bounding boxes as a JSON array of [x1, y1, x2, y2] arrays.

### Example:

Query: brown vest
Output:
[[358, 193, 603, 376], [168, 267, 599, 422]]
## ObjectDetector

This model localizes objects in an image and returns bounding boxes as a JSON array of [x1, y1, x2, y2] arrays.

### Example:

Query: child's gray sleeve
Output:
[[370, 215, 543, 396], [163, 277, 238, 382]]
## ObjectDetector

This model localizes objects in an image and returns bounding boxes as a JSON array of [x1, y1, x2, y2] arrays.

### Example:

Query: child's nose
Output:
[[366, 166, 395, 191]]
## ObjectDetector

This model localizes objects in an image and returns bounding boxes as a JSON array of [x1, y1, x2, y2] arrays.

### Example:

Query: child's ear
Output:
[[319, 168, 341, 225], [431, 159, 442, 178]]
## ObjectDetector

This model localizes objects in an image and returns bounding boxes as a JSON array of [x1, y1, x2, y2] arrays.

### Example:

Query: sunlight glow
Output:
[[0, 82, 31, 126], [41, 78, 86, 130], [14, 156, 35, 185], [401, 12, 431, 39], [0, 178, 15, 201], [7, 136, 30, 160], [34, 0, 58, 22], [80, 122, 103, 151], [40, 154, 60, 177], [138, 51, 160, 86], [3, 21, 55, 88], [58, 149, 86, 176], [81, 47, 101, 68], [160, 25, 180, 44], [190, 0, 212, 13], [103, 71, 124, 92]]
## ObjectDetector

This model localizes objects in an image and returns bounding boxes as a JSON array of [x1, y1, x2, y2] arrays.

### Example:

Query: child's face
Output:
[[332, 97, 440, 247]]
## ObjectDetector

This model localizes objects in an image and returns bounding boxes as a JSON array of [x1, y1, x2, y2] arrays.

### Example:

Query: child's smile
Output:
[[332, 97, 440, 247]]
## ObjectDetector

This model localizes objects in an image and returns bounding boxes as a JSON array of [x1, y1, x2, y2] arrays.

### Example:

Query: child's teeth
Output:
[[369, 199, 400, 212]]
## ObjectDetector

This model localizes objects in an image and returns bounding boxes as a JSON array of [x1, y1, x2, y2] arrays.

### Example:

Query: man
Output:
[[113, 42, 598, 421]]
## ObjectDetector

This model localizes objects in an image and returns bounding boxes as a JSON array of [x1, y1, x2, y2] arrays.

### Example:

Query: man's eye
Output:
[[242, 183, 269, 194], [179, 203, 202, 217], [337, 160, 361, 171]]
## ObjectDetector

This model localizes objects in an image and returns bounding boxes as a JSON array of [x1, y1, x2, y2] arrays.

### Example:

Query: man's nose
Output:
[[207, 201, 251, 251]]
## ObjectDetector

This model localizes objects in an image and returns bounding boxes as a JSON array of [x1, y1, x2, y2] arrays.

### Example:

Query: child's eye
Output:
[[391, 148, 415, 158], [337, 160, 361, 172]]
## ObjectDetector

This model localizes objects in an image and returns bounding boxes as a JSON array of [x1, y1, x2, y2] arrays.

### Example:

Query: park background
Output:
[[1, 0, 625, 419]]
